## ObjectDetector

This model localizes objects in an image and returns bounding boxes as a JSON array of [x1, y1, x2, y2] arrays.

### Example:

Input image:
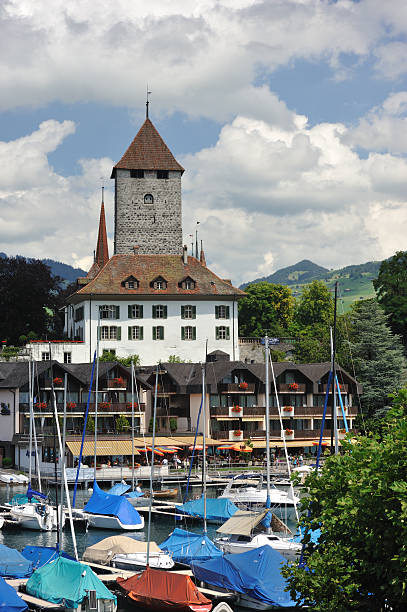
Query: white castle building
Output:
[[29, 116, 245, 364]]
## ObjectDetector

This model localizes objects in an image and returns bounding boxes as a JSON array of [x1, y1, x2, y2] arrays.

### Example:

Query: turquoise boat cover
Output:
[[108, 482, 131, 496], [0, 545, 33, 578], [84, 481, 143, 525], [191, 545, 296, 608], [160, 528, 223, 564], [10, 493, 40, 506], [175, 495, 238, 524], [21, 546, 75, 569], [26, 555, 117, 608], [0, 576, 28, 612]]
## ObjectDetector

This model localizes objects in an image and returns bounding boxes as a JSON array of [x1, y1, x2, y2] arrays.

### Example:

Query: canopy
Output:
[[192, 545, 296, 608], [26, 555, 116, 609], [0, 576, 28, 612], [0, 544, 33, 578], [66, 439, 140, 456], [84, 481, 143, 526], [21, 547, 75, 570], [10, 493, 40, 506], [117, 565, 211, 608], [27, 484, 47, 501], [160, 528, 223, 565], [176, 495, 238, 524], [83, 535, 162, 566], [125, 490, 144, 499], [108, 482, 131, 496], [216, 509, 269, 536]]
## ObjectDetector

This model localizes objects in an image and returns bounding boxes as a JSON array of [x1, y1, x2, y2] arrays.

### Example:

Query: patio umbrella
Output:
[[231, 444, 253, 452], [140, 448, 165, 456], [217, 445, 235, 450], [188, 445, 207, 451], [312, 441, 328, 446]]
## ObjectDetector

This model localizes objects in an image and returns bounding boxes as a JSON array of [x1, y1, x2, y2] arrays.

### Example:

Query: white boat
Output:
[[0, 516, 4, 529], [0, 474, 25, 485], [81, 481, 145, 531], [83, 534, 173, 571], [9, 502, 64, 531], [86, 512, 145, 530], [216, 532, 301, 561]]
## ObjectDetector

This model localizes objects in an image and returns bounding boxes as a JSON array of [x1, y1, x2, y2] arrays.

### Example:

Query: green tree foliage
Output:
[[282, 396, 407, 611], [98, 352, 140, 366], [116, 414, 130, 432], [374, 251, 407, 344], [85, 414, 95, 433], [238, 282, 294, 337], [295, 280, 334, 327], [348, 299, 406, 422], [0, 256, 63, 344]]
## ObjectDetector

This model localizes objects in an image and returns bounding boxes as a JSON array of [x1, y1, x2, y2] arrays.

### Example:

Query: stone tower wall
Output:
[[114, 169, 183, 254]]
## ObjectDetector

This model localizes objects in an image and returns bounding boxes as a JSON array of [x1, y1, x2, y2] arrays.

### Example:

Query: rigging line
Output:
[[134, 370, 149, 466]]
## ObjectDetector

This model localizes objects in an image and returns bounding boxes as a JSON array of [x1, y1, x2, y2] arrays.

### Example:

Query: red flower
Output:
[[231, 405, 241, 412], [113, 377, 125, 386], [283, 406, 293, 412], [288, 382, 299, 391], [99, 402, 111, 409], [239, 382, 249, 390], [53, 377, 63, 386], [285, 429, 294, 435], [234, 429, 242, 436], [67, 402, 76, 409], [126, 402, 139, 409]]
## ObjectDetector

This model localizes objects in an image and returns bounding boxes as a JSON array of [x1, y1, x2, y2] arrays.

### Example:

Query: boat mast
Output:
[[147, 364, 159, 567], [331, 281, 339, 455], [131, 361, 135, 491], [59, 372, 67, 547], [94, 314, 100, 481], [28, 359, 33, 485], [264, 336, 271, 528], [201, 363, 207, 535]]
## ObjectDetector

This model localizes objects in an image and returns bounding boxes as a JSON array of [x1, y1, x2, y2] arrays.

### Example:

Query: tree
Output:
[[0, 256, 63, 344], [238, 282, 294, 337], [295, 280, 334, 327], [348, 299, 406, 423], [282, 396, 407, 611], [98, 352, 140, 366], [374, 251, 407, 344], [115, 414, 130, 432]]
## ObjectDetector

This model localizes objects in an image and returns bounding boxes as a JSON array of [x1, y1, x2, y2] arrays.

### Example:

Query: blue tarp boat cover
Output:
[[21, 546, 75, 569], [0, 545, 33, 578], [191, 545, 297, 608], [26, 555, 117, 609], [108, 482, 131, 496], [0, 576, 28, 612], [84, 481, 143, 526], [175, 495, 238, 523], [160, 528, 223, 565], [125, 490, 144, 498], [27, 483, 47, 501]]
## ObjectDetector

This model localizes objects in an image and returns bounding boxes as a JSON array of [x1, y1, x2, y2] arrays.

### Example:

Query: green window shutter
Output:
[[215, 305, 220, 319], [181, 327, 185, 340], [161, 326, 164, 340], [181, 305, 185, 319], [128, 305, 133, 319], [226, 327, 230, 340], [153, 327, 157, 340], [192, 327, 196, 340], [152, 305, 157, 319], [163, 305, 167, 319], [116, 306, 120, 319], [139, 305, 143, 319], [98, 327, 101, 340], [128, 326, 132, 340], [140, 327, 144, 340], [117, 326, 121, 340], [192, 306, 196, 319], [216, 327, 220, 340], [226, 306, 230, 319]]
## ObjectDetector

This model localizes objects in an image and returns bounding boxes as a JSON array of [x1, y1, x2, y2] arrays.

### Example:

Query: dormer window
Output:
[[122, 276, 139, 289], [144, 194, 154, 204], [157, 170, 169, 179], [151, 276, 167, 290], [179, 277, 196, 290]]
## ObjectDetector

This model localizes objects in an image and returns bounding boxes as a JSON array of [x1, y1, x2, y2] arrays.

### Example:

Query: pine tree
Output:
[[349, 298, 406, 421]]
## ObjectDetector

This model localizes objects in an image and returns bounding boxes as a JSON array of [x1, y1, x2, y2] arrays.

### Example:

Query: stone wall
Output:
[[114, 169, 183, 254]]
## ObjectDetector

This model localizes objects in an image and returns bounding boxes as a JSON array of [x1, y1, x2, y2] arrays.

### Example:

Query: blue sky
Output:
[[1, 0, 407, 284]]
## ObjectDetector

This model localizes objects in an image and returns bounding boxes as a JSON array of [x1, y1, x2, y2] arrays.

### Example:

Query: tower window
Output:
[[157, 170, 169, 179], [144, 194, 154, 204], [130, 170, 144, 178]]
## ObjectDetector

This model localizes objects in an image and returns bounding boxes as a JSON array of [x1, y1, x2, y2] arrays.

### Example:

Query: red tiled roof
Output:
[[72, 254, 245, 300], [111, 119, 184, 177]]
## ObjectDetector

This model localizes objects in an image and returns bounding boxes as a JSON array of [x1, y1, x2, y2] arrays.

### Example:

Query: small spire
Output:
[[95, 190, 109, 269], [200, 240, 206, 266], [146, 85, 152, 119]]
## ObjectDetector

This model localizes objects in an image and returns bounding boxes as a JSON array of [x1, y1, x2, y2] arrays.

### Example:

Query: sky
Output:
[[1, 0, 407, 285]]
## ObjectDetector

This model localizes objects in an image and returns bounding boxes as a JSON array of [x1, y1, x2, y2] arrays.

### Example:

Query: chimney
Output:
[[183, 245, 188, 265], [133, 245, 139, 255]]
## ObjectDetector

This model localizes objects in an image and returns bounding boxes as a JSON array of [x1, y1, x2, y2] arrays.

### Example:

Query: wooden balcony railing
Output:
[[321, 384, 349, 393], [210, 406, 265, 417], [104, 379, 128, 390], [278, 383, 306, 393], [22, 402, 146, 414], [219, 383, 256, 393]]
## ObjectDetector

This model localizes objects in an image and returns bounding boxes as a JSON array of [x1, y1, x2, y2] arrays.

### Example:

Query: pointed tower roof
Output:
[[200, 242, 207, 267], [86, 193, 109, 280], [111, 118, 184, 178]]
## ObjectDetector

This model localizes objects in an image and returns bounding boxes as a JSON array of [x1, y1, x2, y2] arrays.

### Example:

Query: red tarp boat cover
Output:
[[117, 566, 212, 611]]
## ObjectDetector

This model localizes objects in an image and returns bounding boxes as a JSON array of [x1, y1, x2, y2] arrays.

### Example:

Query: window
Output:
[[102, 348, 115, 356], [216, 326, 230, 340], [122, 276, 139, 289], [181, 326, 196, 340], [152, 305, 167, 319], [100, 326, 121, 340], [130, 169, 144, 178], [180, 277, 196, 290], [99, 305, 120, 319], [151, 276, 167, 290], [181, 305, 196, 319], [74, 306, 84, 322], [153, 326, 164, 340], [41, 352, 50, 361], [157, 170, 169, 179], [128, 304, 143, 319], [64, 352, 72, 364], [144, 193, 154, 204], [215, 305, 230, 319], [128, 326, 144, 340]]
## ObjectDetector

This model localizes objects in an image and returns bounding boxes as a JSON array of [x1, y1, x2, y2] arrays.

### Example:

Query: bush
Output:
[[169, 417, 177, 432], [2, 457, 12, 467]]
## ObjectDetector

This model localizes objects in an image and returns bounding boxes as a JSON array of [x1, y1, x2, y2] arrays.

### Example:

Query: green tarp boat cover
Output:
[[26, 555, 116, 608]]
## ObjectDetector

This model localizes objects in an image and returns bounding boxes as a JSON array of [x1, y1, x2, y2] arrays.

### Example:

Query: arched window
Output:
[[144, 194, 154, 204]]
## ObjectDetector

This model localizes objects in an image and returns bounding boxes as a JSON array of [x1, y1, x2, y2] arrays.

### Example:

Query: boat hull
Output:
[[128, 591, 212, 612], [217, 540, 300, 562], [112, 551, 174, 571], [87, 513, 145, 530], [10, 503, 63, 531]]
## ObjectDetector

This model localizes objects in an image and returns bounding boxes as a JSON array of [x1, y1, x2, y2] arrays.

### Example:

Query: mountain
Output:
[[241, 259, 382, 310], [0, 252, 86, 283]]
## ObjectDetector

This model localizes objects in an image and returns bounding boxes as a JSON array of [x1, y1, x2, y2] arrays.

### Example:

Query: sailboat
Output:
[[117, 364, 213, 612], [83, 535, 174, 572], [175, 495, 239, 525], [82, 480, 145, 530]]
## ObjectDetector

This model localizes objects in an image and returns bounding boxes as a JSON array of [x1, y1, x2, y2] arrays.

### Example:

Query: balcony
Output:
[[278, 383, 306, 393], [210, 406, 265, 418], [220, 383, 256, 394], [40, 378, 65, 390], [23, 402, 146, 414], [211, 429, 266, 440], [104, 379, 128, 390], [321, 384, 349, 394]]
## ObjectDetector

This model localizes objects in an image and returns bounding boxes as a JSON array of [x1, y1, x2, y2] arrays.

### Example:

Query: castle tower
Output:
[[111, 118, 184, 255]]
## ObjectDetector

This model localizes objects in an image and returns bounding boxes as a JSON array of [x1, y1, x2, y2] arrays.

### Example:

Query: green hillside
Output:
[[241, 259, 381, 311]]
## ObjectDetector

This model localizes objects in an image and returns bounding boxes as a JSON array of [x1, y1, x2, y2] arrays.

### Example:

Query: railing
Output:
[[211, 429, 266, 440], [40, 379, 65, 389], [278, 383, 306, 393], [21, 402, 146, 414], [104, 379, 128, 390], [219, 383, 256, 393], [210, 406, 264, 417], [239, 337, 297, 345], [321, 384, 349, 393]]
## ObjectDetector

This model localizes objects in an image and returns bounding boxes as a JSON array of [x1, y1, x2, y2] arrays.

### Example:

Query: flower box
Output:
[[234, 430, 242, 436], [53, 377, 63, 386], [99, 402, 111, 410], [239, 382, 249, 390], [282, 428, 294, 440], [35, 402, 47, 410], [113, 377, 125, 387], [126, 402, 139, 410], [67, 402, 77, 409], [288, 382, 299, 391], [283, 406, 294, 415], [229, 429, 243, 441]]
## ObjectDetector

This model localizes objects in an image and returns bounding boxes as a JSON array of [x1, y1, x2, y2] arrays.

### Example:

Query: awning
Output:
[[242, 416, 264, 422], [217, 509, 268, 536], [215, 417, 235, 421], [66, 440, 140, 457]]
